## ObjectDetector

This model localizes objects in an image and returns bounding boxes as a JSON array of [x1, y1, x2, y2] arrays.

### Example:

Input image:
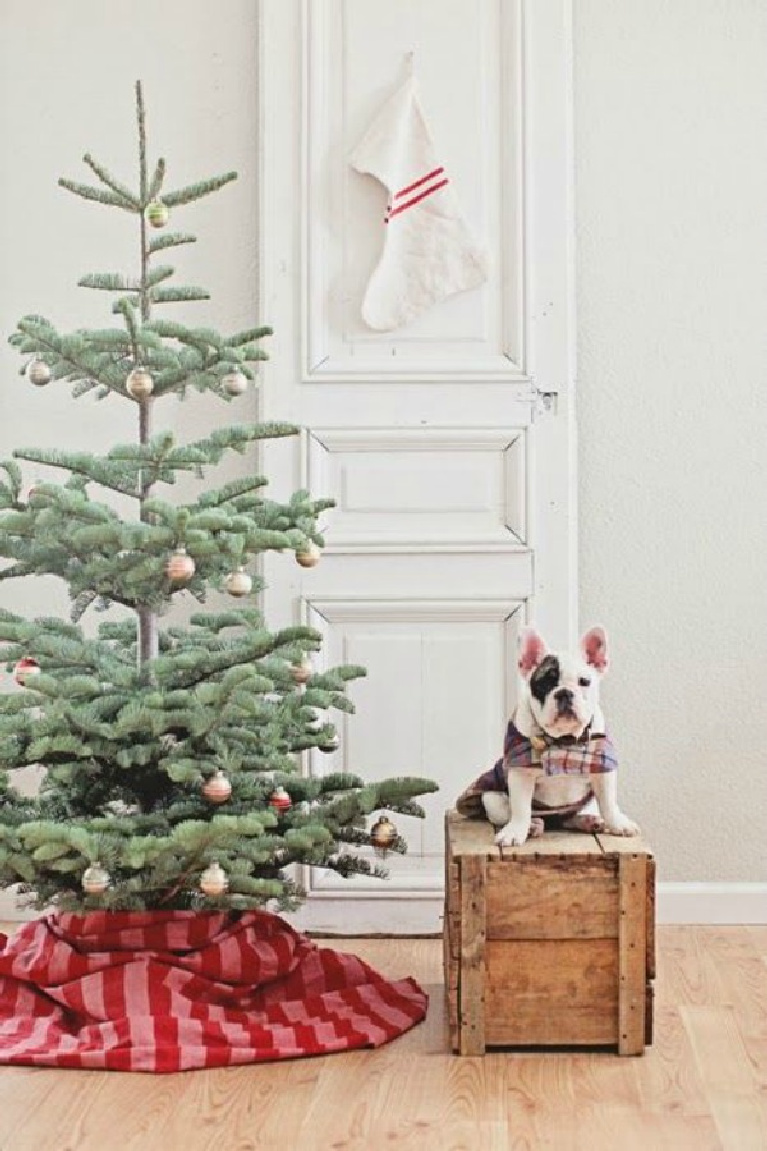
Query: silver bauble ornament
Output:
[[202, 770, 232, 805], [224, 566, 252, 597], [296, 542, 321, 568], [126, 368, 154, 400], [27, 360, 51, 387], [82, 861, 111, 894], [199, 861, 229, 896], [166, 547, 195, 584], [222, 370, 248, 396]]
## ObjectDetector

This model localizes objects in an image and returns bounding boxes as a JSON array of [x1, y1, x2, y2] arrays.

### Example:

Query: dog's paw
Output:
[[495, 821, 531, 847], [604, 814, 641, 837], [562, 813, 606, 834], [529, 817, 545, 839]]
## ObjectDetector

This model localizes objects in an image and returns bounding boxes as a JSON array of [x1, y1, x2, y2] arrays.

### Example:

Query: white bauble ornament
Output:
[[126, 368, 154, 400], [222, 370, 248, 397], [166, 547, 195, 583], [145, 200, 169, 228], [291, 658, 312, 685], [27, 360, 51, 387], [296, 542, 321, 569], [82, 861, 110, 894], [202, 770, 232, 805], [224, 567, 252, 597], [200, 861, 229, 896]]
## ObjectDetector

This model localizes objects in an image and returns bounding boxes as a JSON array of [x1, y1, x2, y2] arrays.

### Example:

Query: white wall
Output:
[[575, 0, 767, 882], [1, 0, 765, 884]]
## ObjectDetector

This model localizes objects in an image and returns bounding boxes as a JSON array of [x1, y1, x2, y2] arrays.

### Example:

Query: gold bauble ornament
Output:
[[82, 861, 111, 894], [295, 542, 321, 568], [27, 359, 51, 387], [13, 657, 41, 686], [202, 770, 232, 805], [145, 200, 169, 228], [370, 815, 398, 858], [222, 370, 248, 396], [291, 658, 312, 685], [126, 367, 154, 400], [224, 566, 252, 597], [165, 547, 195, 584], [199, 861, 229, 896]]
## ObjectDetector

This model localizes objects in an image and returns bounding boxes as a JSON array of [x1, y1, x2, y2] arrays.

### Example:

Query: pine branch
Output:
[[82, 153, 141, 209], [147, 231, 196, 255], [162, 171, 237, 207], [58, 178, 137, 212]]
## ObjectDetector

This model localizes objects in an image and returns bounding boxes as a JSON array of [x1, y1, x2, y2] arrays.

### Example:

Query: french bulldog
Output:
[[482, 626, 640, 847]]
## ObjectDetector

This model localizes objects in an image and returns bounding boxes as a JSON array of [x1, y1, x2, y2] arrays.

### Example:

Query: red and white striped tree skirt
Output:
[[0, 910, 427, 1072]]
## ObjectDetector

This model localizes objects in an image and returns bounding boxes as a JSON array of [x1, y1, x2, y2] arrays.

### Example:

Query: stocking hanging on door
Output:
[[350, 67, 489, 332]]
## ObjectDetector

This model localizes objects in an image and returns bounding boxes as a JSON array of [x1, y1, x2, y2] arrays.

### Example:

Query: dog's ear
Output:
[[581, 626, 609, 673], [518, 627, 548, 678]]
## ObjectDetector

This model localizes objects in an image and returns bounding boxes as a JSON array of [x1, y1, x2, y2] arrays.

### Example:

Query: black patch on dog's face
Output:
[[529, 655, 561, 705]]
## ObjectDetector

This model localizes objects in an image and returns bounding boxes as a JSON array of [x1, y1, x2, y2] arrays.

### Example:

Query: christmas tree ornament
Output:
[[370, 815, 398, 858], [145, 200, 169, 228], [199, 861, 228, 896], [165, 547, 195, 584], [26, 359, 51, 387], [291, 657, 312, 685], [270, 786, 292, 813], [320, 732, 340, 753], [224, 566, 252, 597], [13, 657, 41, 686], [221, 370, 248, 396], [126, 367, 154, 400], [82, 861, 110, 894], [202, 770, 232, 805], [296, 542, 321, 568]]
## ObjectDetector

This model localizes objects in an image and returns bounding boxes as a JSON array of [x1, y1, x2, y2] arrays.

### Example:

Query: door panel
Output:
[[258, 0, 576, 932]]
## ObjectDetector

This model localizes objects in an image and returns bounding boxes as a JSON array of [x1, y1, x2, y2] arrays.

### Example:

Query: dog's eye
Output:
[[578, 676, 591, 688]]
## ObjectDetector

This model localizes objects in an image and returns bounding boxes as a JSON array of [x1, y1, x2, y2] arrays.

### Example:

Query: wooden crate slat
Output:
[[458, 854, 486, 1055], [447, 814, 500, 858], [486, 858, 619, 940], [618, 853, 648, 1055], [499, 830, 604, 857], [485, 938, 619, 1046]]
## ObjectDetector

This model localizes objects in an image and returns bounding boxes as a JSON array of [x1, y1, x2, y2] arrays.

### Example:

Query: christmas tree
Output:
[[0, 83, 437, 913]]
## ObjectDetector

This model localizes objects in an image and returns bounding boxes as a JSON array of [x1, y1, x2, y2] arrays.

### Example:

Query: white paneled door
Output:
[[258, 0, 576, 932]]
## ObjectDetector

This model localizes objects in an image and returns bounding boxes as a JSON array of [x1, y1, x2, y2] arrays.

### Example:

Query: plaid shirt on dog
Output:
[[456, 716, 618, 819]]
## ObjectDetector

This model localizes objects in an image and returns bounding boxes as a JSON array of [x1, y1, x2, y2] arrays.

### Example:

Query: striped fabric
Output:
[[0, 910, 427, 1072]]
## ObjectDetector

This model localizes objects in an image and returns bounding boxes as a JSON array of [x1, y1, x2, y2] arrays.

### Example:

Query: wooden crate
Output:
[[444, 809, 655, 1056]]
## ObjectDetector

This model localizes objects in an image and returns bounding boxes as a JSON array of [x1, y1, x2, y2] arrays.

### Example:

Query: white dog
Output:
[[460, 626, 640, 847]]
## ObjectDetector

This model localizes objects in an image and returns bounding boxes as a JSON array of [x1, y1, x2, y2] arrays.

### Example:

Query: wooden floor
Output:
[[0, 925, 765, 1151]]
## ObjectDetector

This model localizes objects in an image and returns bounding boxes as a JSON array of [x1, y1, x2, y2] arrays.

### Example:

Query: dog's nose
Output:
[[554, 688, 574, 711]]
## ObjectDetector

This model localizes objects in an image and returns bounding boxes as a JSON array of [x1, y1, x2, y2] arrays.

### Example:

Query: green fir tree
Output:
[[0, 83, 437, 913]]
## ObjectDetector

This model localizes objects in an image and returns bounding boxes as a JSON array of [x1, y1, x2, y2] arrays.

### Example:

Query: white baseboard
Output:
[[2, 883, 765, 928], [657, 882, 767, 925]]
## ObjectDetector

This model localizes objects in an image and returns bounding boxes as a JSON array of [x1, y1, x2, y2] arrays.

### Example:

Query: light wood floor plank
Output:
[[0, 924, 765, 1150]]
